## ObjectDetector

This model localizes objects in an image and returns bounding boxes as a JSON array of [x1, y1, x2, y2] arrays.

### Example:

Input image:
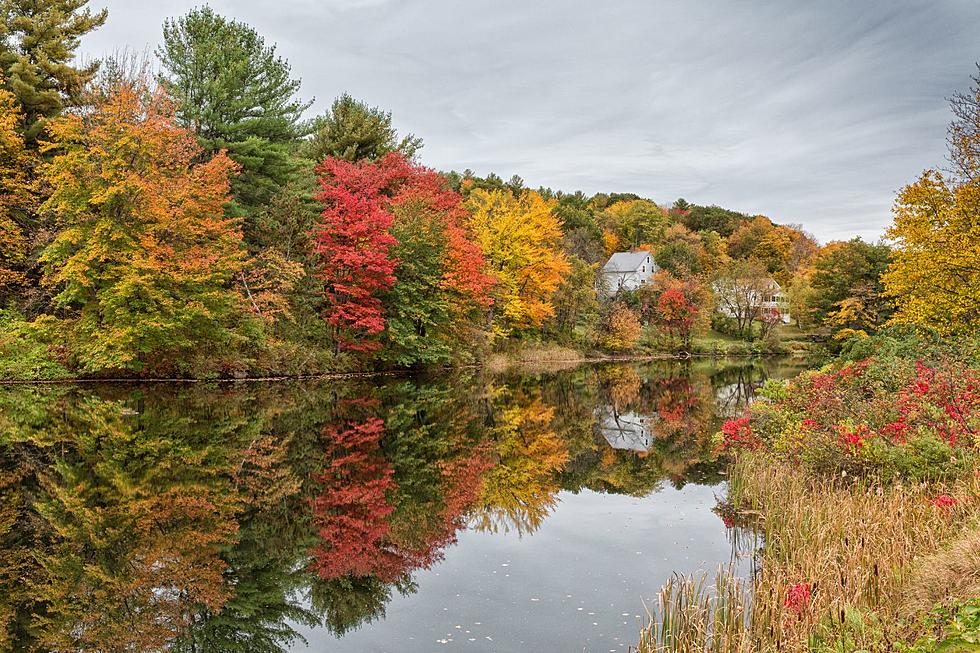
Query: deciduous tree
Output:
[[883, 69, 980, 334], [39, 81, 244, 373], [315, 154, 492, 359], [467, 188, 569, 334], [0, 81, 33, 299]]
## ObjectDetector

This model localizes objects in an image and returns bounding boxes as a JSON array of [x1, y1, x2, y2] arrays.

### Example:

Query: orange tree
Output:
[[39, 80, 244, 374]]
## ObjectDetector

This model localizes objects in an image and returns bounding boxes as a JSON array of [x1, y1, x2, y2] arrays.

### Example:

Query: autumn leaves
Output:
[[314, 154, 570, 363]]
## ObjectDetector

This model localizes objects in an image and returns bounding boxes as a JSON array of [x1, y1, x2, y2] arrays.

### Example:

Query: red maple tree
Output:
[[314, 153, 492, 352]]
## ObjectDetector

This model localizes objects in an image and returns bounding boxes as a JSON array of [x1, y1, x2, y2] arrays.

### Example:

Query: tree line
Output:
[[0, 1, 976, 378]]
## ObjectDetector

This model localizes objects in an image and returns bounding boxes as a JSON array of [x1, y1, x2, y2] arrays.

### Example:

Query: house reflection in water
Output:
[[595, 408, 654, 454]]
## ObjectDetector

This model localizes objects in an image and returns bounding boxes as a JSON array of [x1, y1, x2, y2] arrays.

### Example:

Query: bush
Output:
[[719, 335, 980, 482], [0, 311, 71, 380]]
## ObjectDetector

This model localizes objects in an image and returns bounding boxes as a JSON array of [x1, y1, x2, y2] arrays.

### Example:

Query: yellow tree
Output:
[[0, 81, 35, 298], [472, 390, 569, 536], [882, 171, 980, 333], [883, 70, 980, 334], [466, 189, 569, 334]]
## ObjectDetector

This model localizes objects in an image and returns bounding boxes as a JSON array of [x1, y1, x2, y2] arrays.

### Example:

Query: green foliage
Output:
[[379, 200, 454, 366], [307, 93, 422, 163], [0, 0, 107, 144], [678, 202, 747, 237], [900, 600, 980, 653], [158, 6, 312, 220], [0, 311, 69, 379], [810, 238, 893, 329]]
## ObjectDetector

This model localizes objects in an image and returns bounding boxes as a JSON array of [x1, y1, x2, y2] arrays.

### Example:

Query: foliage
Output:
[[467, 188, 569, 335], [0, 0, 107, 144], [39, 81, 245, 374], [314, 153, 492, 361], [809, 238, 892, 331], [723, 338, 980, 481], [601, 302, 642, 351], [313, 157, 399, 352], [308, 93, 422, 163], [600, 199, 669, 249], [712, 259, 772, 339], [0, 81, 34, 299], [158, 6, 312, 219], [0, 311, 69, 379], [884, 171, 980, 333]]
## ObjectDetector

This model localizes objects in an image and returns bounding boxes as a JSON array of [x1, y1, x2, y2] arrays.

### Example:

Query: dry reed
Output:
[[637, 454, 980, 653]]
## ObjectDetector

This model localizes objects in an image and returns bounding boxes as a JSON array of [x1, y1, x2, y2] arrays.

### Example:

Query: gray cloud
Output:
[[80, 0, 979, 242]]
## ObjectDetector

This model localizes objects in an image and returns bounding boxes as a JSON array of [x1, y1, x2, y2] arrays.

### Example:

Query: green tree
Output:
[[0, 0, 106, 144], [157, 7, 311, 222], [810, 239, 892, 329], [307, 93, 422, 163]]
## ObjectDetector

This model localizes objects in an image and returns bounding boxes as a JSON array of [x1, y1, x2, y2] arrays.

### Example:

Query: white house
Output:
[[714, 277, 791, 324], [598, 251, 657, 297], [595, 408, 653, 453]]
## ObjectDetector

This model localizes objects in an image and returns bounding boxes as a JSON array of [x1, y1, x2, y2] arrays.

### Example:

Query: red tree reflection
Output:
[[311, 399, 491, 583]]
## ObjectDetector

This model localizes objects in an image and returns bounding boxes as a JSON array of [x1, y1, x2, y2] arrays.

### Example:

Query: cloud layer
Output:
[[80, 0, 980, 242]]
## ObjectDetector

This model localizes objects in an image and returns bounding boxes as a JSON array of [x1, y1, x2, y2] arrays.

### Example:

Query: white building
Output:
[[596, 409, 653, 453], [598, 251, 657, 297], [714, 277, 791, 324]]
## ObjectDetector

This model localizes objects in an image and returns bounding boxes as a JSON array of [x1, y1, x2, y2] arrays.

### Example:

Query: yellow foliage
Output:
[[0, 81, 37, 295], [466, 189, 570, 334], [603, 303, 642, 351], [883, 170, 980, 334], [472, 391, 569, 536], [602, 229, 619, 257]]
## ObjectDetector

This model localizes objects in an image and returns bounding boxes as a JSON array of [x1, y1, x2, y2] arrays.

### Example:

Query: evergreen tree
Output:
[[308, 93, 422, 163], [0, 0, 106, 144], [157, 7, 311, 223]]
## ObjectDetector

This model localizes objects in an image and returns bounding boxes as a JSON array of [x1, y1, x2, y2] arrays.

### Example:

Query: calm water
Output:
[[0, 359, 799, 652]]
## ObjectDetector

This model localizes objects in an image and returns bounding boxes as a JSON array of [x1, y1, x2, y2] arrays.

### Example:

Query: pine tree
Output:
[[0, 0, 107, 144], [157, 7, 311, 223], [308, 94, 422, 163]]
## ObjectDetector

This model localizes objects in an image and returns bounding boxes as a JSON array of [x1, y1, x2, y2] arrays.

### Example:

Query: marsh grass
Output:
[[637, 454, 980, 652]]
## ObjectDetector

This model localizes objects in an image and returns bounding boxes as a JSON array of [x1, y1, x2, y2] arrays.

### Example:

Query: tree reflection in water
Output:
[[0, 359, 791, 650]]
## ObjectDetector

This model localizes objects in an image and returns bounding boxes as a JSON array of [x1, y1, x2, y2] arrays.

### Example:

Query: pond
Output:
[[0, 358, 802, 652]]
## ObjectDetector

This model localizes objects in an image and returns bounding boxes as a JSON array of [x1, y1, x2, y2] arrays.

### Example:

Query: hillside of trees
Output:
[[0, 2, 975, 379]]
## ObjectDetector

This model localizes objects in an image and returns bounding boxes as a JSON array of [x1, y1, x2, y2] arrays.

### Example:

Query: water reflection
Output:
[[0, 359, 795, 651]]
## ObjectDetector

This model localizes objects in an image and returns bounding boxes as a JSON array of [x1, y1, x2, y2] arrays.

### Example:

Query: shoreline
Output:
[[0, 350, 795, 386]]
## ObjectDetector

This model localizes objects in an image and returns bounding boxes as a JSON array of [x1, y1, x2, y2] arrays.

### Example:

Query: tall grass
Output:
[[639, 569, 750, 653], [637, 454, 980, 652]]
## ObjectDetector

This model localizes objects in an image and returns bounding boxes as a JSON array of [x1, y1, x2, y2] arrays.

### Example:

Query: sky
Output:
[[78, 0, 980, 243]]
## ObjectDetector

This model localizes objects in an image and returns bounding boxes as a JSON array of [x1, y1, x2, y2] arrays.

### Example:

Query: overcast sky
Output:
[[79, 0, 979, 242]]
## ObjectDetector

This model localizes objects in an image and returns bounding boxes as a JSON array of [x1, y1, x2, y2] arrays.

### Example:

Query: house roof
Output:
[[601, 251, 650, 273]]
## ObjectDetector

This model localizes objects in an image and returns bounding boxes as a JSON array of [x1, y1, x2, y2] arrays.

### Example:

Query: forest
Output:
[[0, 1, 944, 380]]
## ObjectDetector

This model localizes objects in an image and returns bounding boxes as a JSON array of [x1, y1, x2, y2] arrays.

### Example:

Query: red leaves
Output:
[[314, 157, 400, 351], [719, 417, 762, 451], [310, 412, 398, 579], [654, 287, 698, 338], [314, 153, 491, 353], [930, 494, 957, 508], [783, 582, 812, 614]]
